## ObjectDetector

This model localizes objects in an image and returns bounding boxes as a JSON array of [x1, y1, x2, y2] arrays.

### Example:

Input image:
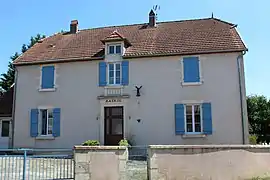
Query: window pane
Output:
[[115, 78, 121, 84], [109, 46, 114, 54], [109, 77, 114, 84], [186, 115, 192, 123], [194, 105, 200, 115], [195, 124, 201, 132], [186, 124, 193, 132], [109, 70, 114, 78], [109, 64, 114, 71], [186, 105, 192, 115], [195, 115, 201, 123], [111, 108, 123, 116], [1, 121, 9, 137], [41, 109, 48, 135], [116, 63, 121, 71], [116, 45, 121, 54], [48, 110, 53, 118], [116, 70, 120, 78], [111, 118, 123, 135]]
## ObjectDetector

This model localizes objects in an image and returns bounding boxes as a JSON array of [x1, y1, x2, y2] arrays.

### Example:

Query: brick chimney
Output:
[[149, 9, 156, 27], [70, 20, 78, 34]]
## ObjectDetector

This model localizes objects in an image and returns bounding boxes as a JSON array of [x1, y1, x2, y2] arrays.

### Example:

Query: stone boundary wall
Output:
[[147, 145, 270, 180], [74, 146, 128, 180]]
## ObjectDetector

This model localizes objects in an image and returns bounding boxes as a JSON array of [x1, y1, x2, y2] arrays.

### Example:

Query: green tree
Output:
[[247, 95, 270, 143], [0, 34, 45, 92]]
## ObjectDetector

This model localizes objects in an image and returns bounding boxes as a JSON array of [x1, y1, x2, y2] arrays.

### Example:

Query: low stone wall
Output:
[[147, 145, 270, 180], [74, 146, 128, 180]]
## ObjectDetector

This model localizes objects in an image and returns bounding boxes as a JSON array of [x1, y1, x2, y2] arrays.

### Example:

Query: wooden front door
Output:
[[104, 106, 124, 145]]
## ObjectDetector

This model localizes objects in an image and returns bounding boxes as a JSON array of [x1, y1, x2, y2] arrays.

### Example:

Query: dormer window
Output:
[[108, 44, 122, 55]]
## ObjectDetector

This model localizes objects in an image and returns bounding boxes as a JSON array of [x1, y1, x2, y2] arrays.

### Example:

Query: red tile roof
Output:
[[14, 18, 247, 65]]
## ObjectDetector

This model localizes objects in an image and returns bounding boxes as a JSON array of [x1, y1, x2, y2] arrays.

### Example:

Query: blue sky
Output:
[[0, 0, 269, 96]]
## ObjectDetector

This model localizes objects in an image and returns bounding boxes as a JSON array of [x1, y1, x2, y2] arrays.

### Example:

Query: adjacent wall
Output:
[[74, 146, 127, 180], [147, 145, 270, 180]]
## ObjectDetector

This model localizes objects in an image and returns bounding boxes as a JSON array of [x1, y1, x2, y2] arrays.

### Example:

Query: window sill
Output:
[[39, 88, 56, 92], [182, 82, 203, 86], [36, 136, 55, 140], [105, 85, 123, 88], [182, 134, 206, 138]]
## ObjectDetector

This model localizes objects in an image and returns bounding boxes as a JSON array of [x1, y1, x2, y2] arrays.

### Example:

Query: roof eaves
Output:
[[13, 56, 104, 66], [123, 49, 246, 59]]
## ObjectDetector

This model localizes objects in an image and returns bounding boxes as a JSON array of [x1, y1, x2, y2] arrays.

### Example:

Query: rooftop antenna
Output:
[[152, 5, 161, 20]]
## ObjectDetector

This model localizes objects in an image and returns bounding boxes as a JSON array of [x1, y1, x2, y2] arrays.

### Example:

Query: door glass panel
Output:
[[111, 118, 123, 135], [1, 121, 10, 137], [111, 108, 122, 116]]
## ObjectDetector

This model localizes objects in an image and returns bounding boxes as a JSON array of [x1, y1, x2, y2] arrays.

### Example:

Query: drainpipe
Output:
[[237, 50, 247, 144], [11, 67, 18, 148]]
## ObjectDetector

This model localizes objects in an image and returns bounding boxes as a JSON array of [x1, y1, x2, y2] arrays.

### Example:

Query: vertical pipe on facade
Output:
[[11, 67, 18, 148], [237, 50, 247, 144]]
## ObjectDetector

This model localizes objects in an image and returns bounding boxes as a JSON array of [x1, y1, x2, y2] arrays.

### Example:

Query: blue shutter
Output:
[[41, 66, 55, 89], [121, 61, 129, 85], [99, 62, 107, 86], [30, 109, 39, 137], [202, 103, 212, 135], [175, 104, 185, 135], [53, 108, 61, 137], [183, 57, 200, 83]]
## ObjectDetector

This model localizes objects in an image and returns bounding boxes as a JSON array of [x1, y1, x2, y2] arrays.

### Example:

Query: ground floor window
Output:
[[185, 104, 202, 133], [40, 109, 53, 136]]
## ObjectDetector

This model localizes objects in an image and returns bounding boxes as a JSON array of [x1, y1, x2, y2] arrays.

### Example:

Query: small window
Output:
[[108, 63, 121, 85], [40, 109, 53, 136], [185, 105, 202, 133], [108, 44, 121, 54], [1, 121, 9, 137]]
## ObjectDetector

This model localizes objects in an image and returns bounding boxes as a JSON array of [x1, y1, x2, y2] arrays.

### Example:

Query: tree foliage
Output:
[[0, 34, 45, 92], [247, 95, 270, 143]]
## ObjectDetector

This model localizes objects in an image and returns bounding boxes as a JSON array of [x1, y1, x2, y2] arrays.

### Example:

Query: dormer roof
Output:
[[101, 30, 132, 47]]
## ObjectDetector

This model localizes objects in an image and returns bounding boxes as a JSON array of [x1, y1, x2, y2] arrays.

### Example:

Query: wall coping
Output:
[[74, 146, 127, 150], [148, 145, 270, 149]]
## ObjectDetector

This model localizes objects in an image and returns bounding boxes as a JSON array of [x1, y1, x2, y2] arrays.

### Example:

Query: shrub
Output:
[[82, 140, 100, 146], [118, 139, 130, 146], [249, 134, 258, 145]]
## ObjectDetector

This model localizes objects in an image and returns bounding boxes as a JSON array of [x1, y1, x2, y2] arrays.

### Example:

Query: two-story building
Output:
[[12, 10, 249, 148]]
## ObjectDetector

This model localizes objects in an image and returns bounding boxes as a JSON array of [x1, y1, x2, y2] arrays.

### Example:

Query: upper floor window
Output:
[[182, 57, 201, 85], [108, 44, 121, 55], [41, 65, 55, 90], [108, 63, 121, 85], [99, 61, 129, 86]]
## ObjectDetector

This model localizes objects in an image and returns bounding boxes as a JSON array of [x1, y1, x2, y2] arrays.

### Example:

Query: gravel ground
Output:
[[127, 160, 147, 180], [0, 156, 74, 180]]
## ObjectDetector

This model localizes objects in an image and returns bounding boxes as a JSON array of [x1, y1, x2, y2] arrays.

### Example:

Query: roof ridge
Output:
[[79, 17, 234, 32]]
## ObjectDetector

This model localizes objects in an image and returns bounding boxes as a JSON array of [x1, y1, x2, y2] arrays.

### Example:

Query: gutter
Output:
[[237, 50, 247, 144], [11, 67, 18, 148]]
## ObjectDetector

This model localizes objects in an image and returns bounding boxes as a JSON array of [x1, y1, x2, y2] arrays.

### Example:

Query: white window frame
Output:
[[39, 64, 57, 92], [107, 44, 122, 55], [181, 56, 203, 86], [107, 62, 121, 85], [184, 104, 203, 134], [39, 108, 54, 136]]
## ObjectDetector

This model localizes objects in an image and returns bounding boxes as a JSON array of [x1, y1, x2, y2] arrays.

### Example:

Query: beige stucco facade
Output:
[[13, 52, 249, 148]]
